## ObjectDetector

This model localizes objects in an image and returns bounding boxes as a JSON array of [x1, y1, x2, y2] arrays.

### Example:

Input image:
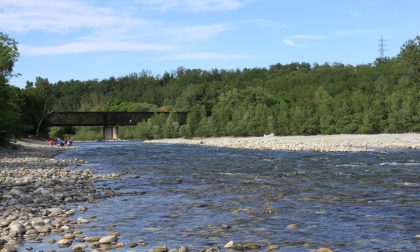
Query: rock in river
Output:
[[57, 239, 73, 247], [9, 223, 25, 236], [98, 235, 118, 244], [148, 245, 168, 252]]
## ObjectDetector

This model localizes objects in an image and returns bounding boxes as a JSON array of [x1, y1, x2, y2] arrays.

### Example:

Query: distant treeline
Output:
[[1, 33, 419, 143]]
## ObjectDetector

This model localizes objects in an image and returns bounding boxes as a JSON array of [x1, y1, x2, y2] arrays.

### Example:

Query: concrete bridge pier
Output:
[[103, 126, 119, 140]]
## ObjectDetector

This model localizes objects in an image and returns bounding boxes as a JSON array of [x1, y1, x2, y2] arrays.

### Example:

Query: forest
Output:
[[1, 32, 419, 143]]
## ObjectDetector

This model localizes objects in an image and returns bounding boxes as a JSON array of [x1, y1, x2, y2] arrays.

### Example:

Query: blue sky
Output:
[[2, 0, 419, 88]]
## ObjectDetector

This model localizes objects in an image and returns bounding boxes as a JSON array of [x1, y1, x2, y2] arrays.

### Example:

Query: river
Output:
[[50, 141, 419, 251]]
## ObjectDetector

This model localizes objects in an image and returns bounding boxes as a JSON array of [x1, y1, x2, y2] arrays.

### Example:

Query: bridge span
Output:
[[46, 112, 188, 140]]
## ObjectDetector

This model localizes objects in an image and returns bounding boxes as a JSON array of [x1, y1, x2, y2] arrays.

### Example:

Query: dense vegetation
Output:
[[1, 33, 419, 143]]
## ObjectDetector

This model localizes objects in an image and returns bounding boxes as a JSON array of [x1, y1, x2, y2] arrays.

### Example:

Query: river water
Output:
[[54, 141, 419, 251]]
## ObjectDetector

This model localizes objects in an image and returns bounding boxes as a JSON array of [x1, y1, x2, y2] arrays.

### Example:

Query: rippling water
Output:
[[53, 141, 419, 251]]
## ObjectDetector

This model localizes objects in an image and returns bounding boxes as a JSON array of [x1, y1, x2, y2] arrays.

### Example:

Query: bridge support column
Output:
[[103, 126, 119, 140]]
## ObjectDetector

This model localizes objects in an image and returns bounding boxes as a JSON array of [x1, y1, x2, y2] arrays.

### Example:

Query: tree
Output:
[[0, 33, 21, 144], [399, 35, 420, 82], [23, 77, 54, 137], [0, 32, 19, 81]]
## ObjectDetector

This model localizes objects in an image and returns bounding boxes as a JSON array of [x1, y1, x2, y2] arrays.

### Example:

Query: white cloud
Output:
[[168, 24, 230, 40], [19, 41, 171, 56], [283, 39, 300, 47], [0, 0, 143, 33], [283, 34, 324, 48], [138, 0, 246, 12], [164, 52, 247, 60], [0, 0, 238, 56]]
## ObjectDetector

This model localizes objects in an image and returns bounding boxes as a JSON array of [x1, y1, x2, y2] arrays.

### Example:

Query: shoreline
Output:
[[1, 138, 417, 251], [0, 140, 198, 252], [0, 140, 109, 252], [145, 133, 420, 152]]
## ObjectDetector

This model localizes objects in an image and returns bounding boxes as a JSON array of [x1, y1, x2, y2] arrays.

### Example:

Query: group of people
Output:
[[47, 137, 73, 147]]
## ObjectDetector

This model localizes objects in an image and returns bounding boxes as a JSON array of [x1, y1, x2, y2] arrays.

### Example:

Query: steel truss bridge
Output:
[[46, 112, 188, 140]]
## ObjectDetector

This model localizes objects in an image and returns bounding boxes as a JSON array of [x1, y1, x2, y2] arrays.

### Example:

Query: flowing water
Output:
[[51, 141, 419, 251]]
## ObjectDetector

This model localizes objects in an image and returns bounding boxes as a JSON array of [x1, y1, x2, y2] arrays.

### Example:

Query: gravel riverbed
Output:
[[0, 143, 98, 251], [145, 133, 420, 152], [1, 139, 366, 252]]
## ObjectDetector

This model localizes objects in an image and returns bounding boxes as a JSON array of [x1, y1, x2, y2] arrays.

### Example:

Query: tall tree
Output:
[[23, 77, 54, 137], [0, 33, 21, 144]]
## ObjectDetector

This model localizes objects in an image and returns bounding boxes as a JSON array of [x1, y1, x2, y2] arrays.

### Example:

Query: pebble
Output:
[[8, 223, 25, 236], [266, 244, 280, 251], [78, 206, 88, 212], [128, 242, 138, 248], [0, 146, 95, 251], [314, 248, 334, 252], [148, 245, 168, 252], [0, 244, 17, 252], [98, 235, 118, 244], [76, 217, 90, 224], [199, 247, 219, 252], [286, 224, 300, 229], [145, 134, 420, 152], [57, 239, 73, 247], [63, 234, 75, 240], [179, 245, 188, 252], [224, 241, 234, 248], [84, 237, 100, 242], [71, 243, 87, 251]]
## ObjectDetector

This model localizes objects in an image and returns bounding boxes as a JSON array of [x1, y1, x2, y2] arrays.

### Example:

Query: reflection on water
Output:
[[54, 141, 419, 251]]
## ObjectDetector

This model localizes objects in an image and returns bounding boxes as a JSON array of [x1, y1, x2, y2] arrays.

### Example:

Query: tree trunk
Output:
[[35, 118, 44, 137]]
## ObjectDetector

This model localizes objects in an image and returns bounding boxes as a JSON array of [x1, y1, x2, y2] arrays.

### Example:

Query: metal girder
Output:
[[46, 112, 188, 126]]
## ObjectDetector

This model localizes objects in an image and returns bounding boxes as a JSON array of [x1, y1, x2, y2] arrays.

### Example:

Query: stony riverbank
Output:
[[0, 142, 95, 251], [145, 133, 420, 152]]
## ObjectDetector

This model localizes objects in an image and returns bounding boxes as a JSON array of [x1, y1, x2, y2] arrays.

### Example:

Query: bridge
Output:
[[46, 112, 188, 140]]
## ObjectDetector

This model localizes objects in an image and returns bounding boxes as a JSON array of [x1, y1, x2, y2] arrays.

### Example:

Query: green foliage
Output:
[[21, 77, 54, 137], [48, 34, 420, 139], [399, 35, 420, 82], [107, 101, 158, 112], [0, 33, 21, 144], [48, 126, 66, 139], [71, 127, 103, 141], [0, 32, 19, 81], [2, 33, 420, 142], [0, 83, 21, 144]]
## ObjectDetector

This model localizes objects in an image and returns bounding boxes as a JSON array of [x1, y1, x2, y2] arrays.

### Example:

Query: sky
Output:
[[2, 0, 419, 88]]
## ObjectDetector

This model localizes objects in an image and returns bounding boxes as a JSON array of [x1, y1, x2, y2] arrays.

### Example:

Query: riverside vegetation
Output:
[[0, 33, 420, 142]]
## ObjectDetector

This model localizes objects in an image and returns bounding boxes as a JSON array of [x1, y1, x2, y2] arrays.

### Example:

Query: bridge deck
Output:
[[47, 112, 188, 126]]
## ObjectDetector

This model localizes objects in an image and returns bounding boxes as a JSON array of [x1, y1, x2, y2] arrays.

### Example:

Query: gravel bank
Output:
[[145, 133, 420, 152], [0, 141, 96, 251]]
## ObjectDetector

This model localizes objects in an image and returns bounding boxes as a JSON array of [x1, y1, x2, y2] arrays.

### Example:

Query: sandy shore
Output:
[[145, 133, 420, 152]]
